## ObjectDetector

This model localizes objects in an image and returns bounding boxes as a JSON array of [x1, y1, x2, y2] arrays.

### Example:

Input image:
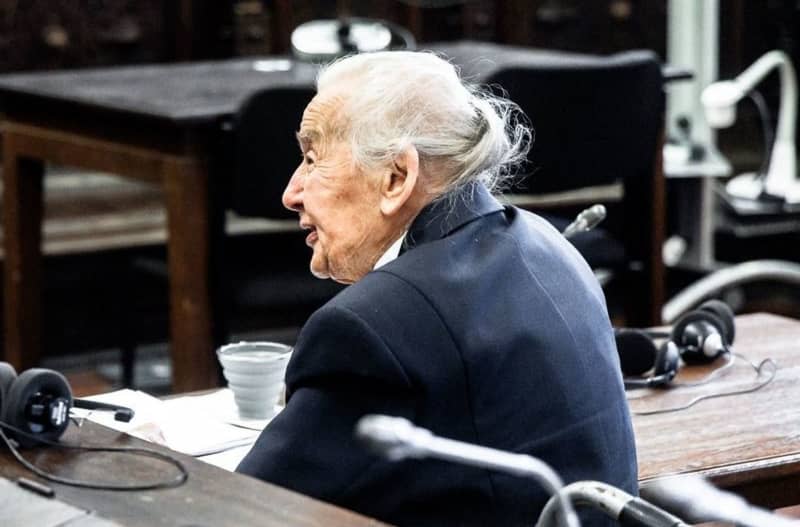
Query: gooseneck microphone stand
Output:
[[355, 414, 580, 527], [355, 414, 700, 527]]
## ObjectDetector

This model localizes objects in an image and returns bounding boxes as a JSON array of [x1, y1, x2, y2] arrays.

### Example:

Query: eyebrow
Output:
[[296, 130, 321, 152]]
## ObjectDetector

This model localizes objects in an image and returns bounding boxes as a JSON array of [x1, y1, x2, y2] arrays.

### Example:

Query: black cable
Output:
[[629, 352, 778, 416], [746, 89, 774, 179], [672, 351, 736, 388], [0, 421, 188, 491]]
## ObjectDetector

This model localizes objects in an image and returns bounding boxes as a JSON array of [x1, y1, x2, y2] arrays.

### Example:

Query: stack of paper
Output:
[[78, 389, 264, 459]]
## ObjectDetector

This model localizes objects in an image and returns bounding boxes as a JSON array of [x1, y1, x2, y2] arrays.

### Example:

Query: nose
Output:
[[282, 165, 304, 212]]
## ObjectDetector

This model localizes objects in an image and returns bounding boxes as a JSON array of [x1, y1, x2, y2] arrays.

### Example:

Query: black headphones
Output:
[[0, 362, 134, 447], [615, 300, 736, 389]]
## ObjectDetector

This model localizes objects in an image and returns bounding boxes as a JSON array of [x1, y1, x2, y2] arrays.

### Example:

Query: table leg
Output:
[[2, 134, 44, 370], [163, 157, 218, 392]]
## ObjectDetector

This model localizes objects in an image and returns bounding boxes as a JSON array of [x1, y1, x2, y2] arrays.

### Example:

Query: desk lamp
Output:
[[701, 50, 800, 204]]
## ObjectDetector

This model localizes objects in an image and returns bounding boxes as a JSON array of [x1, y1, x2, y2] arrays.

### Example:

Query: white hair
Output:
[[316, 51, 531, 195]]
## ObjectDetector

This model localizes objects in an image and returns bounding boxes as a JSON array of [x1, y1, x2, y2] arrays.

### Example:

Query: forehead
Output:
[[298, 92, 347, 147]]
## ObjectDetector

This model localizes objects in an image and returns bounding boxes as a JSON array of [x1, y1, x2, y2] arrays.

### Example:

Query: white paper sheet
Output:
[[162, 389, 272, 431], [79, 389, 260, 457]]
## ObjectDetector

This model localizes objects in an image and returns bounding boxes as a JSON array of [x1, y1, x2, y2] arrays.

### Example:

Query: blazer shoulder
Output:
[[288, 276, 423, 392]]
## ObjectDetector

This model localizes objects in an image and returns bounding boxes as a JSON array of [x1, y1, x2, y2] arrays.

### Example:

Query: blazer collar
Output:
[[403, 182, 504, 251]]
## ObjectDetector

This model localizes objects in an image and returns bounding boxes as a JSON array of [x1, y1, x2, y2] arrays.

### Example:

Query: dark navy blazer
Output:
[[237, 183, 638, 526]]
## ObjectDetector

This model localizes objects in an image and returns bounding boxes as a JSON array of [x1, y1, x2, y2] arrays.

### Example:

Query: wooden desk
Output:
[[0, 420, 387, 527], [633, 313, 800, 510], [0, 43, 612, 392], [0, 58, 318, 392]]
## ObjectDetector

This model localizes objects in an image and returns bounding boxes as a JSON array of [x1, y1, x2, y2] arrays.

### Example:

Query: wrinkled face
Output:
[[281, 93, 390, 284]]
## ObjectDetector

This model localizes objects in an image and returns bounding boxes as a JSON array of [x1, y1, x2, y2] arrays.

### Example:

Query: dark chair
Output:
[[114, 86, 345, 388], [485, 50, 665, 326], [217, 86, 346, 338], [228, 87, 314, 220]]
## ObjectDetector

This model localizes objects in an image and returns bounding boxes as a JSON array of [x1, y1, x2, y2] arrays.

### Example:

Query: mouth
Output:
[[300, 222, 318, 246]]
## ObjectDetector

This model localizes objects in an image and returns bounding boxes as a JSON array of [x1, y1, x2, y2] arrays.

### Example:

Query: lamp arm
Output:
[[702, 50, 800, 201], [733, 50, 797, 144]]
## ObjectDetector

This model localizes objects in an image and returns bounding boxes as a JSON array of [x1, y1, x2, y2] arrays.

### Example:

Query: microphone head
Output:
[[355, 414, 429, 461], [587, 204, 607, 222], [563, 203, 608, 239], [578, 204, 607, 231]]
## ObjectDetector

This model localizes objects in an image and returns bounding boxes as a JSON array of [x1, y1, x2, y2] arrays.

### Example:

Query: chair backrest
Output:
[[485, 50, 665, 325], [217, 85, 346, 338], [485, 50, 663, 195], [229, 86, 316, 219]]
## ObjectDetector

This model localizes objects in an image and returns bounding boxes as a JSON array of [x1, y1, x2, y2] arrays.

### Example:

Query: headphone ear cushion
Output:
[[671, 309, 725, 346], [653, 341, 680, 379], [698, 299, 735, 345], [615, 329, 658, 376], [0, 362, 18, 412], [4, 368, 73, 447]]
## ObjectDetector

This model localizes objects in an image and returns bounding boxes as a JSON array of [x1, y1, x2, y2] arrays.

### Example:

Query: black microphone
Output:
[[356, 415, 581, 527], [538, 481, 689, 527], [562, 204, 607, 239], [643, 475, 800, 527], [73, 399, 135, 423]]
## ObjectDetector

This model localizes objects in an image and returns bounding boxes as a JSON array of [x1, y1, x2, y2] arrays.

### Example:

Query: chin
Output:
[[309, 259, 330, 280], [310, 267, 330, 280]]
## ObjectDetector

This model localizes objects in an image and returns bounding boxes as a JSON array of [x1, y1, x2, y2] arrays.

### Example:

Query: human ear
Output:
[[379, 145, 419, 216]]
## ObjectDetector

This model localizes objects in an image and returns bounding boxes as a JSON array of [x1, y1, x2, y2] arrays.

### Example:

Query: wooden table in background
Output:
[[633, 313, 800, 510], [0, 58, 319, 392], [0, 421, 387, 527]]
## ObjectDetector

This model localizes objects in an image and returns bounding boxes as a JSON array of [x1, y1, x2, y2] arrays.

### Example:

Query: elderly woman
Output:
[[237, 51, 636, 526]]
